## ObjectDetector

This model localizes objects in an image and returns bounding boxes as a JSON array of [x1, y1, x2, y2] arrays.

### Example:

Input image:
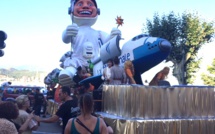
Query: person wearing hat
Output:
[[58, 0, 122, 87]]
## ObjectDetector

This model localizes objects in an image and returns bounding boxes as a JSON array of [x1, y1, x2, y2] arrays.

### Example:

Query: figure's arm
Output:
[[102, 28, 121, 43], [62, 23, 79, 44], [110, 28, 121, 39], [62, 30, 72, 43]]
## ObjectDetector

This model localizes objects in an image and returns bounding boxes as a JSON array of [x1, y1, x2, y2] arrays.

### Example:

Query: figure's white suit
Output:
[[63, 26, 109, 68], [58, 14, 120, 86]]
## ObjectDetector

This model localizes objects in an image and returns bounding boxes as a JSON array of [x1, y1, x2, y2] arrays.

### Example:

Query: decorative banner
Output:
[[99, 85, 215, 134], [102, 85, 215, 119]]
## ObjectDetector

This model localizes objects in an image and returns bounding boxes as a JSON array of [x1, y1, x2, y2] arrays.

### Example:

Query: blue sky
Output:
[[0, 0, 214, 74]]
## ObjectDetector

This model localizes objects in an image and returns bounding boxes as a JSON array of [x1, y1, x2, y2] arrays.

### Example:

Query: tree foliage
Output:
[[143, 11, 215, 84], [201, 58, 215, 86]]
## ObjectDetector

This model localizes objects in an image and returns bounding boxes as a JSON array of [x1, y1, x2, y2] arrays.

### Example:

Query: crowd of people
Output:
[[0, 81, 114, 134], [71, 56, 138, 87], [0, 56, 171, 134], [0, 96, 38, 134], [101, 57, 136, 85], [0, 64, 171, 134], [101, 57, 170, 86]]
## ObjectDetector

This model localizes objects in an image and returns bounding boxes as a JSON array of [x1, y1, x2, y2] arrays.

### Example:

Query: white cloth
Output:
[[104, 67, 111, 80], [63, 26, 109, 68]]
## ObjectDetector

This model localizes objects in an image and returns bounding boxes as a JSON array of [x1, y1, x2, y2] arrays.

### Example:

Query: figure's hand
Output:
[[110, 27, 121, 39], [65, 23, 79, 37]]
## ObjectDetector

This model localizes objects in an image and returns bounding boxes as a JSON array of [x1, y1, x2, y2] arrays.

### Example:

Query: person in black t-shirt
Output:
[[34, 86, 78, 134], [33, 88, 45, 116]]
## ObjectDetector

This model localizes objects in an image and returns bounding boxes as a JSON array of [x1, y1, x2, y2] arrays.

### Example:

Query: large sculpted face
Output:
[[73, 0, 97, 18]]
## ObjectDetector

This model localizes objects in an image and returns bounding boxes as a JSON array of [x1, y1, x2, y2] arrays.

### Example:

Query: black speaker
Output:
[[93, 90, 102, 112], [93, 90, 102, 100]]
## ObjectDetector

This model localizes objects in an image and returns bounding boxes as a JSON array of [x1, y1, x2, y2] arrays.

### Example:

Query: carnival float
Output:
[[44, 0, 215, 133]]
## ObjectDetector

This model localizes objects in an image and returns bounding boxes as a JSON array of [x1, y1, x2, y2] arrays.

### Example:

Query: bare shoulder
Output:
[[99, 117, 106, 126], [68, 118, 74, 124], [99, 117, 108, 134], [64, 118, 74, 134], [66, 118, 74, 127]]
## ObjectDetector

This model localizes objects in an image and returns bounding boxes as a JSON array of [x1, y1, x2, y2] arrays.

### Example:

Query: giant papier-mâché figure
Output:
[[58, 0, 121, 86]]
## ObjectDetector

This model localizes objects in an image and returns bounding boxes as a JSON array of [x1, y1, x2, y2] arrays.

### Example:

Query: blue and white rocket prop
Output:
[[80, 34, 172, 88]]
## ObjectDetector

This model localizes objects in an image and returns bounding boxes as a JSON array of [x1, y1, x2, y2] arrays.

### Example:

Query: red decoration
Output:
[[115, 16, 124, 28]]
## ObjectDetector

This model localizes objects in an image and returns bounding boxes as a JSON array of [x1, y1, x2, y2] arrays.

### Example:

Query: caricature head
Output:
[[74, 0, 98, 17], [69, 0, 100, 26]]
